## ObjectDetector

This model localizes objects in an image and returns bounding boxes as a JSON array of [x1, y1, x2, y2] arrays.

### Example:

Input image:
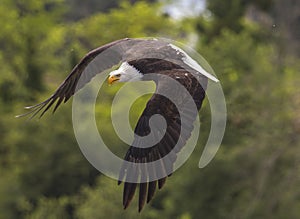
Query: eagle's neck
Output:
[[118, 62, 143, 82]]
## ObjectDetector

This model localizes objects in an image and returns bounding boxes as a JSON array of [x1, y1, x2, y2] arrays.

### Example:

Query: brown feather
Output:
[[18, 38, 210, 212]]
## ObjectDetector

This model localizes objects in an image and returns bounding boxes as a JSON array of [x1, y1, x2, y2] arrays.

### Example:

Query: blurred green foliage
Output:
[[0, 0, 299, 218]]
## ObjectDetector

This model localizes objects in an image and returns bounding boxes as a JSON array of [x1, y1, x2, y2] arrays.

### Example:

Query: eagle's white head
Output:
[[108, 62, 143, 85]]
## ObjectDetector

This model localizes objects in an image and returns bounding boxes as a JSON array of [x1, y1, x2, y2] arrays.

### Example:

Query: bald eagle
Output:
[[19, 38, 218, 211]]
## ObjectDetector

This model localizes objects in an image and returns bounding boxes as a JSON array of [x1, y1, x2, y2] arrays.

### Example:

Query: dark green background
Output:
[[0, 0, 299, 218]]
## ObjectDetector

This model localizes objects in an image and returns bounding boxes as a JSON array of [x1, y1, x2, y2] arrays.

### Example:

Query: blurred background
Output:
[[0, 0, 299, 218]]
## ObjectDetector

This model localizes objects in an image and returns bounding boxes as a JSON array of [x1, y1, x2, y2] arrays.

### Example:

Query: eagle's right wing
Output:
[[17, 38, 137, 118]]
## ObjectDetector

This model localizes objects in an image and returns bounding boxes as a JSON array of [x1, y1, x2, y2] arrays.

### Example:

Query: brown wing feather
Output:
[[119, 69, 207, 212], [18, 38, 134, 118]]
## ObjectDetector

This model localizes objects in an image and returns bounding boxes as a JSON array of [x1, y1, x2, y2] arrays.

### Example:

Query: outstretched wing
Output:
[[18, 38, 138, 118], [118, 69, 207, 211]]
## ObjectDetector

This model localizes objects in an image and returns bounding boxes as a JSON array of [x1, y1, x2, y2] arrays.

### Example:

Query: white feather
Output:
[[109, 62, 143, 82], [169, 44, 219, 82]]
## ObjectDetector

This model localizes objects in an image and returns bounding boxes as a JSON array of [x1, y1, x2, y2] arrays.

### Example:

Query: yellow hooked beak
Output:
[[108, 74, 120, 85]]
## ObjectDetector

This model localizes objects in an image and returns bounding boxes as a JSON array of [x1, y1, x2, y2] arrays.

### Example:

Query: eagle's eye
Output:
[[115, 74, 121, 77]]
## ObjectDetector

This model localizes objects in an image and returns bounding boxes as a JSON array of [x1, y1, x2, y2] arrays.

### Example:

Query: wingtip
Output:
[[214, 78, 220, 83], [138, 203, 145, 212], [208, 75, 219, 83], [15, 114, 28, 119], [15, 110, 35, 119], [138, 206, 143, 213], [158, 178, 166, 189], [123, 199, 131, 210], [24, 106, 33, 110]]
